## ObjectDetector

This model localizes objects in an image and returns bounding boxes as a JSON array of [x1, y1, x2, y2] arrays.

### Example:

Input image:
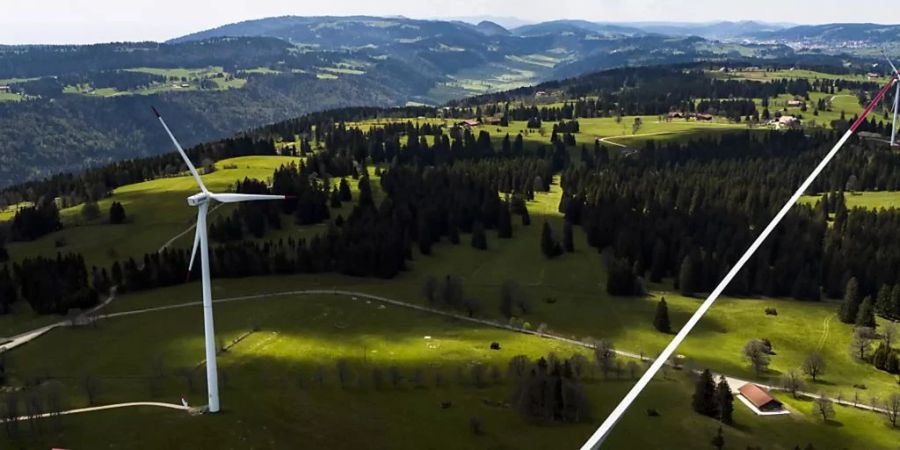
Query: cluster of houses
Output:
[[455, 117, 503, 128], [666, 111, 714, 121]]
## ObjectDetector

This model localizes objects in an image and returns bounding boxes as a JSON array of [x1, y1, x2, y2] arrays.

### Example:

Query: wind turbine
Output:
[[152, 107, 285, 413], [885, 54, 900, 146]]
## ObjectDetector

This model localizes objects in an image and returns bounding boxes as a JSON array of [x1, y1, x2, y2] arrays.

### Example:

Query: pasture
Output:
[[6, 289, 899, 450], [3, 119, 900, 448]]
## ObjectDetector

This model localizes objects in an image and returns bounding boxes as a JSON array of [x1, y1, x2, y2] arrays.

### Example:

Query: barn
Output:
[[738, 383, 783, 413]]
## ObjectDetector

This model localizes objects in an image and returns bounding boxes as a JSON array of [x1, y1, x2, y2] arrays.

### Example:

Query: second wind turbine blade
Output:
[[186, 218, 202, 281]]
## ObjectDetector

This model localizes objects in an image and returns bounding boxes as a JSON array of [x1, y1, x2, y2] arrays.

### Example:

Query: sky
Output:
[[2, 0, 900, 45]]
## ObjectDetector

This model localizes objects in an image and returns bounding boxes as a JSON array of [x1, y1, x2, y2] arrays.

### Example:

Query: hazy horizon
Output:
[[2, 0, 900, 45]]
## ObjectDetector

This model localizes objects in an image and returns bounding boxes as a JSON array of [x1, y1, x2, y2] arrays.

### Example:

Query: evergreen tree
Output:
[[875, 284, 892, 318], [679, 255, 696, 297], [497, 202, 513, 239], [692, 369, 717, 417], [418, 217, 433, 255], [653, 297, 671, 333], [541, 222, 562, 258], [329, 188, 342, 209], [0, 265, 16, 315], [711, 426, 725, 450], [855, 296, 876, 328], [81, 200, 100, 221], [357, 176, 374, 209], [563, 220, 574, 252], [607, 258, 638, 296], [839, 277, 861, 324], [471, 221, 487, 250], [521, 203, 531, 226], [649, 239, 667, 282], [109, 201, 126, 224], [715, 376, 734, 424], [338, 178, 352, 201]]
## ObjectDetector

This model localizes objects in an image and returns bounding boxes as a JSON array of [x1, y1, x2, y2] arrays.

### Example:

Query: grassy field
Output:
[[7, 289, 899, 449], [0, 91, 23, 102], [4, 156, 301, 268], [801, 191, 900, 211], [58, 67, 249, 98], [710, 68, 893, 84], [4, 133, 900, 447]]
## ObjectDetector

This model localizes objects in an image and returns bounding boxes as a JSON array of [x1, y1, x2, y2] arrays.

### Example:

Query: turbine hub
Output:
[[187, 192, 209, 206]]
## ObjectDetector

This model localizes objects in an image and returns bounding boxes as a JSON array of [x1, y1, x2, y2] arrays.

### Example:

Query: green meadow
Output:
[[3, 115, 900, 447]]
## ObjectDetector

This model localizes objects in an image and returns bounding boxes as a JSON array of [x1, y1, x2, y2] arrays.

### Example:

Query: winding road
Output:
[[2, 218, 894, 420], [83, 288, 900, 416]]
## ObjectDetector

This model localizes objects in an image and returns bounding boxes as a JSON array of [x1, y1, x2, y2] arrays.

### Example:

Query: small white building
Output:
[[0, 85, 10, 93], [777, 115, 801, 129]]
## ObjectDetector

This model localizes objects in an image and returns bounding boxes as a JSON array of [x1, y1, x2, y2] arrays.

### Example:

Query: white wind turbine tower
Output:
[[152, 107, 285, 413], [886, 55, 900, 146]]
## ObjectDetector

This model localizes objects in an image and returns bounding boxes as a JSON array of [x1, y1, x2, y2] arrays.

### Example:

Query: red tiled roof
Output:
[[738, 383, 778, 408]]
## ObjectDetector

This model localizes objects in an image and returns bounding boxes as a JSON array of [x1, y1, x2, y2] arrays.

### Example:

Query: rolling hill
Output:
[[0, 16, 885, 188]]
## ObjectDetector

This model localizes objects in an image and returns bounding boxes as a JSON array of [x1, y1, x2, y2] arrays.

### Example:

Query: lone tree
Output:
[[593, 339, 616, 378], [742, 339, 771, 376], [801, 352, 826, 382], [471, 221, 488, 250], [109, 201, 126, 224], [779, 369, 805, 398], [813, 395, 835, 421], [540, 222, 563, 258], [850, 326, 874, 361], [692, 369, 717, 417], [715, 376, 734, 424], [81, 200, 100, 221], [653, 297, 671, 333], [422, 276, 439, 305], [887, 393, 900, 428]]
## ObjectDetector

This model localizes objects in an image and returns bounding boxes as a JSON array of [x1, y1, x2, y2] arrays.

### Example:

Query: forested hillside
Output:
[[0, 16, 885, 188]]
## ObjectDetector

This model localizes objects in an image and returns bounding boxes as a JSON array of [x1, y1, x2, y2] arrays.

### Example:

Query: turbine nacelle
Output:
[[187, 192, 210, 207]]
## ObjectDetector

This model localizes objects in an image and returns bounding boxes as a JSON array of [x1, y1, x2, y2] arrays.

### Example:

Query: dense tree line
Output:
[[9, 200, 61, 241], [509, 355, 592, 423], [692, 369, 734, 424], [11, 254, 97, 314], [458, 68, 812, 120], [562, 130, 900, 309]]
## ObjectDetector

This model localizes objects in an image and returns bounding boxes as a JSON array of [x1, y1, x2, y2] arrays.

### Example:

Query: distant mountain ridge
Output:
[[0, 15, 890, 187], [745, 23, 900, 46]]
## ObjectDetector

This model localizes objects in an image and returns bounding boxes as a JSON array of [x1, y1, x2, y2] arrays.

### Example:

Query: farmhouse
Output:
[[0, 85, 10, 93], [695, 113, 713, 121], [667, 111, 685, 119], [787, 99, 805, 107], [457, 119, 480, 128], [867, 72, 881, 80], [777, 115, 801, 129], [535, 91, 547, 97], [484, 117, 502, 125], [738, 383, 784, 413]]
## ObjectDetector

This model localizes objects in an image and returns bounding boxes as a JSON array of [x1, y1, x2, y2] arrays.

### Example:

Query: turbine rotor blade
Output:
[[209, 193, 287, 204], [152, 107, 208, 192], [186, 223, 201, 280]]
